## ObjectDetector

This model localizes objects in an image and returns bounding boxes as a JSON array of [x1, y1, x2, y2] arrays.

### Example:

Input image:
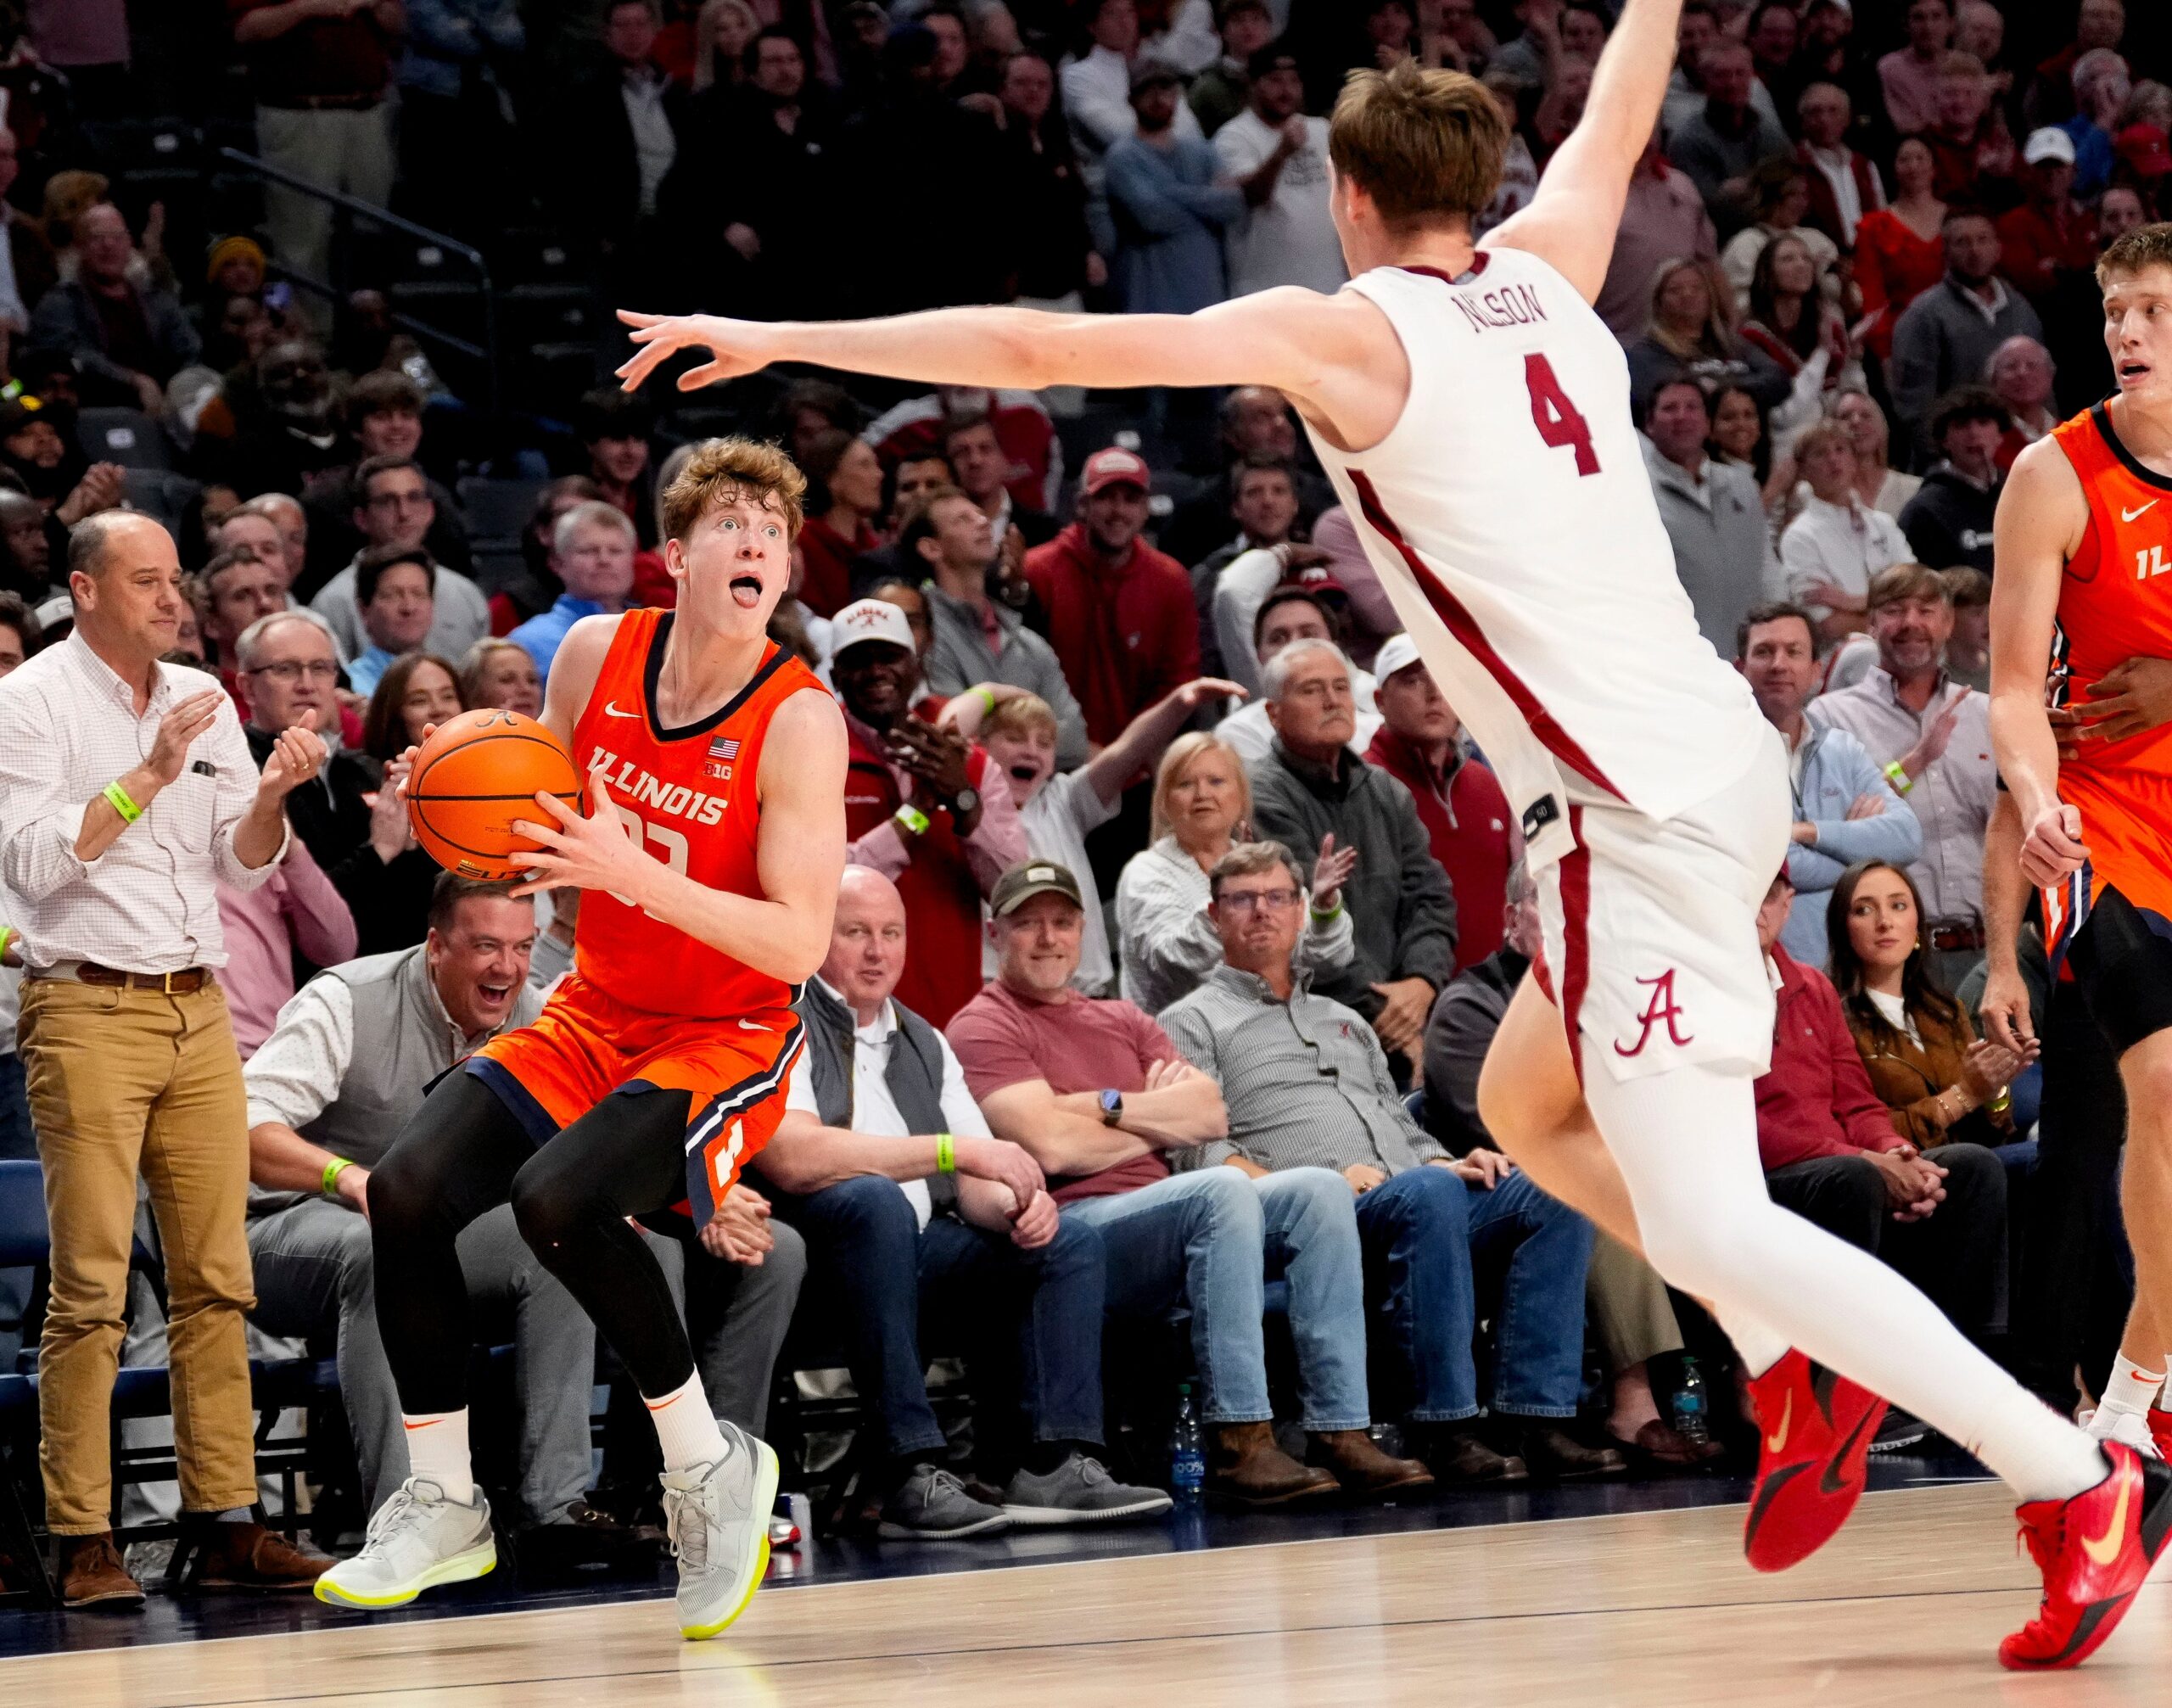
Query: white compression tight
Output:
[[1581, 1059, 2105, 1504]]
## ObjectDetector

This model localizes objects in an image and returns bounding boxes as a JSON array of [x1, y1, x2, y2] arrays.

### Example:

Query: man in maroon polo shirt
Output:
[[831, 597, 1027, 1027], [1363, 634, 1513, 976], [1022, 446, 1200, 748]]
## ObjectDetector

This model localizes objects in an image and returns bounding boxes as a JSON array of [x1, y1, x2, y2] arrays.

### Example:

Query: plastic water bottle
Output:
[[1672, 1356, 1711, 1448], [1168, 1381, 1206, 1498]]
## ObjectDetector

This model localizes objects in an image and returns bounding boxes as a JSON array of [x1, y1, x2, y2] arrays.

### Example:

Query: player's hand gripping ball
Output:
[[405, 709, 585, 880]]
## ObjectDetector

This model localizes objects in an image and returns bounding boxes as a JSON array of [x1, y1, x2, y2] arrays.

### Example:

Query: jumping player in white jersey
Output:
[[619, 0, 2164, 1668]]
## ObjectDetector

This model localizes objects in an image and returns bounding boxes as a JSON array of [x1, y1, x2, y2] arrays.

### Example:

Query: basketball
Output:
[[405, 708, 585, 881]]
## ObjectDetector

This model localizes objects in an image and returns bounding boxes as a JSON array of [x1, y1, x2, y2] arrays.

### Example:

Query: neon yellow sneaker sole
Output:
[[679, 1437, 781, 1641], [313, 1540, 497, 1610]]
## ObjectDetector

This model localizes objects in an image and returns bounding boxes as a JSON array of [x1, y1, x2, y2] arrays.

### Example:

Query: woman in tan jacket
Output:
[[1826, 861, 2035, 1149]]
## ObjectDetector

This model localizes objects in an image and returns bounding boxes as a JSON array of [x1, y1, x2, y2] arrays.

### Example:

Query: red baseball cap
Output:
[[1289, 564, 1347, 598], [1079, 446, 1153, 496], [2116, 123, 2170, 181]]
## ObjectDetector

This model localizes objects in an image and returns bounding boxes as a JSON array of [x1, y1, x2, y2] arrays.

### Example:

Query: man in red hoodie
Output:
[[1022, 446, 1200, 748], [1751, 868, 2005, 1353], [1363, 634, 1513, 975]]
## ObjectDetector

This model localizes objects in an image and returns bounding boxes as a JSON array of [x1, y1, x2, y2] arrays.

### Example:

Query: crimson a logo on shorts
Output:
[[1613, 969, 1694, 1057]]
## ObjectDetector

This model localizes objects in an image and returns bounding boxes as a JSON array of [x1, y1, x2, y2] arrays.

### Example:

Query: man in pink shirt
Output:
[[1878, 0, 1956, 137]]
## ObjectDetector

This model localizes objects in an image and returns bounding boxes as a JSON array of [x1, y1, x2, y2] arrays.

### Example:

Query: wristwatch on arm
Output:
[[1099, 1089, 1123, 1127]]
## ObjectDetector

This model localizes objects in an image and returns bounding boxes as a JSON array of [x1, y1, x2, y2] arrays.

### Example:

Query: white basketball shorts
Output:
[[1530, 723, 1791, 1084]]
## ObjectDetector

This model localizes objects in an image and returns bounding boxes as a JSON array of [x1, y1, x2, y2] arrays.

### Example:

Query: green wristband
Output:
[[893, 803, 931, 837], [1883, 761, 1912, 797], [103, 780, 143, 824], [936, 1133, 955, 1173], [973, 686, 998, 715], [322, 1156, 354, 1198], [0, 926, 13, 963]]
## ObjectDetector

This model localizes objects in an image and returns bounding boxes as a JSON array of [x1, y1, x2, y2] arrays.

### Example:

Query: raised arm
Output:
[[1485, 0, 1686, 302], [1988, 439, 2090, 888], [615, 289, 1411, 456]]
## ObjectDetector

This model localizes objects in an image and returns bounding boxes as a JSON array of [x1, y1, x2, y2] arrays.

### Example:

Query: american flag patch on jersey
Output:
[[708, 735, 741, 760]]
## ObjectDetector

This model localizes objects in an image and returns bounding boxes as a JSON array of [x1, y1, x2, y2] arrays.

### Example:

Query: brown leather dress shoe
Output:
[[1610, 1417, 1727, 1468], [188, 1520, 333, 1591], [1518, 1424, 1628, 1481], [1424, 1429, 1529, 1485], [56, 1532, 144, 1608], [1206, 1421, 1340, 1505], [1307, 1430, 1436, 1499]]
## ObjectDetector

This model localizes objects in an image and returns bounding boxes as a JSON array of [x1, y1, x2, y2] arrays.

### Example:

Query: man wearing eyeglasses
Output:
[[235, 610, 434, 955]]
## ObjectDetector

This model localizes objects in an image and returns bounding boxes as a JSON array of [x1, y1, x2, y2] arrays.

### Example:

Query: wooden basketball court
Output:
[[6, 1481, 2165, 1707]]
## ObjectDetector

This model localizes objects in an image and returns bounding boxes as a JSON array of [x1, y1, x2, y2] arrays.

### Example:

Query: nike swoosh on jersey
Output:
[[2124, 502, 2159, 523], [2082, 1475, 2132, 1567], [736, 1019, 768, 1031], [604, 700, 639, 718]]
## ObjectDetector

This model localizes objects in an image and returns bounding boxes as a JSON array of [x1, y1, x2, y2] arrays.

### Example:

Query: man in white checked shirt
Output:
[[0, 512, 333, 1608]]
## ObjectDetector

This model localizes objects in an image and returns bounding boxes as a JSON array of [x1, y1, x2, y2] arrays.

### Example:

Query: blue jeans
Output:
[[1063, 1167, 1369, 1432], [773, 1174, 1107, 1461], [1355, 1166, 1592, 1424]]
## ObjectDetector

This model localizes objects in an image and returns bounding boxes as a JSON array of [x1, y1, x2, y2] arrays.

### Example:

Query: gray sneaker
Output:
[[314, 1479, 495, 1609], [1003, 1453, 1175, 1526], [877, 1464, 1010, 1539], [660, 1421, 780, 1642]]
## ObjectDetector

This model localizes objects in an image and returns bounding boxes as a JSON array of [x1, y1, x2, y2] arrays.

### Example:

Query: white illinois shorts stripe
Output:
[[1531, 727, 1792, 1085]]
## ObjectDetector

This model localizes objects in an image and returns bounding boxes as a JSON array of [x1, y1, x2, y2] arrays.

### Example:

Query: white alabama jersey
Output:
[[1305, 249, 1766, 870]]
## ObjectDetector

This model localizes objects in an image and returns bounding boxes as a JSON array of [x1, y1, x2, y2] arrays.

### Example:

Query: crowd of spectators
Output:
[[0, 0, 2164, 1604]]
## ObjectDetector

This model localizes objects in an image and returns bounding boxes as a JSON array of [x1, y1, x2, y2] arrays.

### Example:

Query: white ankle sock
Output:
[[2100, 1360, 2165, 1419], [645, 1370, 726, 1472], [1715, 1305, 1789, 1380], [1976, 1387, 2109, 1504], [401, 1408, 475, 1504]]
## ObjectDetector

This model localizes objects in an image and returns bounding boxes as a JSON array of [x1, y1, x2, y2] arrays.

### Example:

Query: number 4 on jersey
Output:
[[1525, 353, 1600, 477]]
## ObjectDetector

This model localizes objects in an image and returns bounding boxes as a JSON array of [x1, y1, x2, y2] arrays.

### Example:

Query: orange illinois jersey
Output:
[[2043, 404, 2172, 944], [568, 608, 826, 1019]]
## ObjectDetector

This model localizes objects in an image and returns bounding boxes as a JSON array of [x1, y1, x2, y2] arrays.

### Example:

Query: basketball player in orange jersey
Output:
[[1991, 226, 2172, 1478], [622, 0, 2155, 1671], [315, 440, 847, 1640]]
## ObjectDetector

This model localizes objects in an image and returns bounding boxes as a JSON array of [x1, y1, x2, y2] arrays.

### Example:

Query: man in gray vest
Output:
[[754, 865, 1171, 1539], [238, 875, 800, 1535]]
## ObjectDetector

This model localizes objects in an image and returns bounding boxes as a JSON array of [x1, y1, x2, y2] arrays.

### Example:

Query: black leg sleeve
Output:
[[368, 1069, 537, 1414], [509, 1087, 698, 1399]]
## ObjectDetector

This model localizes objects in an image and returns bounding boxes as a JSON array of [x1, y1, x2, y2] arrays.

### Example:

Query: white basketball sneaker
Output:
[[2082, 1405, 2164, 1461], [660, 1420, 781, 1640], [314, 1478, 496, 1608]]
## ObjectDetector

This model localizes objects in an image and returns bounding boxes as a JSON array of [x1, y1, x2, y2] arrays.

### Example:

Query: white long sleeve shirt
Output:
[[0, 632, 285, 971]]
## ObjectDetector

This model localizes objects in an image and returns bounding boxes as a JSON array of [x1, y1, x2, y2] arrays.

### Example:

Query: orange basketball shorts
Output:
[[469, 971, 804, 1228]]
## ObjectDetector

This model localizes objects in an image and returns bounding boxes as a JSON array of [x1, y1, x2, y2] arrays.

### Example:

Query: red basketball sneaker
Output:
[[1742, 1349, 1888, 1573], [2001, 1443, 2172, 1671]]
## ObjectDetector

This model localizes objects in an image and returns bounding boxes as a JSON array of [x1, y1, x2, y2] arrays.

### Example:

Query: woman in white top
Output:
[[1778, 419, 1910, 646], [1824, 388, 1921, 518], [1114, 732, 1354, 1016], [938, 673, 1242, 994]]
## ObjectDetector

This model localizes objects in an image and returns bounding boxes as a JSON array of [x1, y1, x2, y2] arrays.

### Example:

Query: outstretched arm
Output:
[[1483, 0, 1685, 303], [615, 290, 1410, 452], [1989, 440, 2089, 889]]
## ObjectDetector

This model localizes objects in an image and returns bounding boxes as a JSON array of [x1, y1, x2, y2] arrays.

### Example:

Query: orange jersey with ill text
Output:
[[568, 608, 826, 1018], [2045, 404, 2172, 938]]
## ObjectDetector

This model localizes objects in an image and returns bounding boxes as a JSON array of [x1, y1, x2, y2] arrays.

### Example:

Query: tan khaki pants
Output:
[[1587, 1230, 1684, 1373], [21, 978, 257, 1533]]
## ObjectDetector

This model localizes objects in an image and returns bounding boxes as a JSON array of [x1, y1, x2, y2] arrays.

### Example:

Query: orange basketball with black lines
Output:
[[406, 708, 585, 881]]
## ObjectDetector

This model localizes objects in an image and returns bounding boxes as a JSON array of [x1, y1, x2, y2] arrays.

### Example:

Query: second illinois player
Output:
[[1990, 223, 2172, 1465], [314, 440, 847, 1639]]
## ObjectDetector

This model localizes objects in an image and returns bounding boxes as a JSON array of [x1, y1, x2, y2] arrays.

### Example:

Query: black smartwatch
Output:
[[951, 785, 980, 816], [1099, 1089, 1123, 1127]]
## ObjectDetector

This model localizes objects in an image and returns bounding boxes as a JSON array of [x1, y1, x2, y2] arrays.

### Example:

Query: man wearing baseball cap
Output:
[[1022, 445, 1200, 748], [1364, 636, 1514, 975], [1996, 127, 2096, 305], [830, 597, 1027, 1027], [1212, 38, 1345, 300]]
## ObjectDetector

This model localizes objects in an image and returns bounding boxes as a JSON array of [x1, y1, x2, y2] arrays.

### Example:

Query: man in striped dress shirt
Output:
[[1157, 841, 1616, 1481]]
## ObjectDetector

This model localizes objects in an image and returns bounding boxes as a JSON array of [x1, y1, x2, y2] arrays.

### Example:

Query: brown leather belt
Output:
[[53, 962, 212, 994], [1926, 921, 1986, 954]]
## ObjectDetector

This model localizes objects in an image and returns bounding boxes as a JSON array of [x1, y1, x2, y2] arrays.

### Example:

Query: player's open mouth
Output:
[[730, 573, 764, 608], [2120, 361, 2152, 383]]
